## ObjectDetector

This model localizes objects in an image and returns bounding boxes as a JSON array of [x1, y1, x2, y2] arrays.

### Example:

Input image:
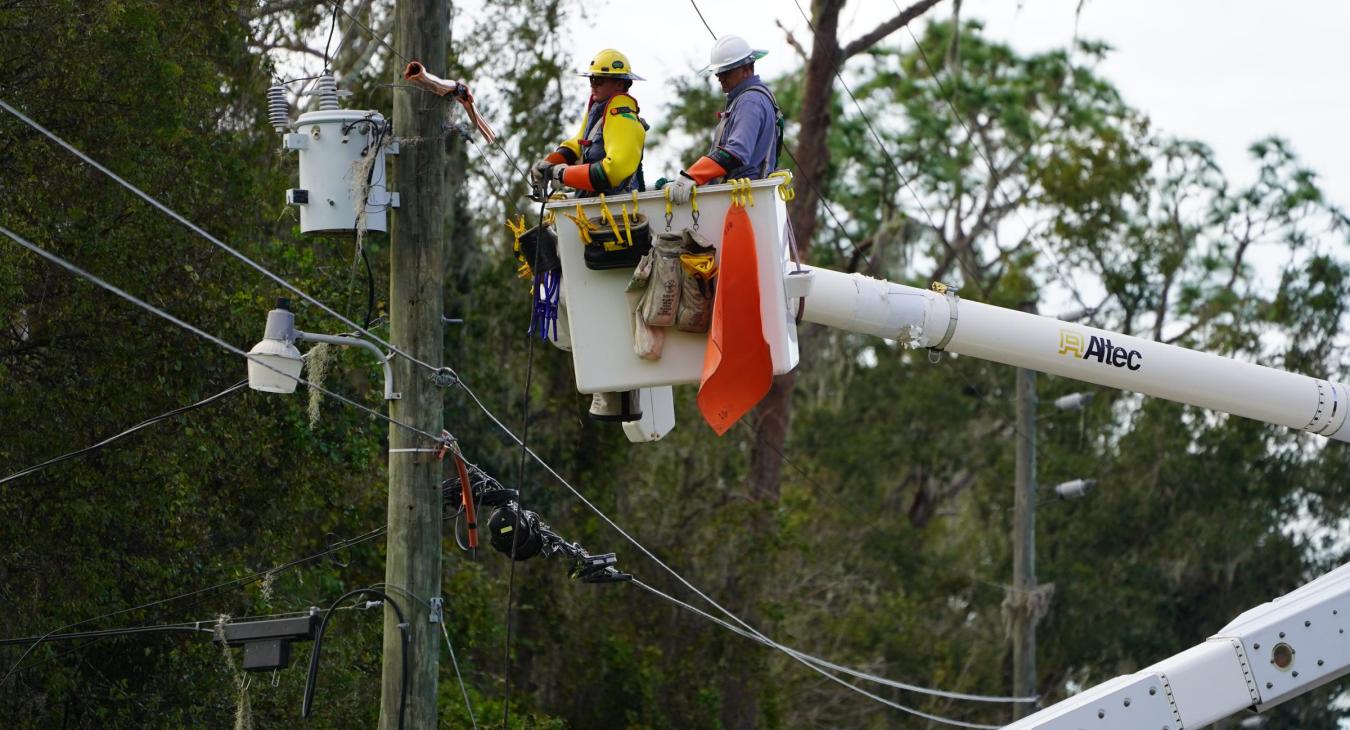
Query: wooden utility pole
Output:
[[384, 0, 448, 726], [1011, 366, 1037, 720]]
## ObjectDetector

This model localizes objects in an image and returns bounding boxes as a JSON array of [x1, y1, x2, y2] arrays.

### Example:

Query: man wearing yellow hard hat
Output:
[[531, 49, 648, 197], [668, 36, 782, 204]]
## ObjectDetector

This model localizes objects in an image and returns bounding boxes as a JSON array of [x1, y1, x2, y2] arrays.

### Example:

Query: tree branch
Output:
[[775, 19, 809, 62], [841, 0, 947, 60], [248, 40, 327, 61]]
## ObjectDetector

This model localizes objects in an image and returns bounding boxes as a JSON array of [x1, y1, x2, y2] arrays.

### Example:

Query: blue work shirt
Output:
[[710, 74, 780, 181]]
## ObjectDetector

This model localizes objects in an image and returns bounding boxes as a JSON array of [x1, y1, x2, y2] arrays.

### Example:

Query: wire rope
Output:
[[451, 379, 1033, 719], [0, 521, 387, 685], [441, 620, 480, 730], [0, 225, 443, 445], [327, 0, 408, 65], [784, 0, 988, 295], [895, 7, 1093, 314], [0, 380, 248, 486], [0, 98, 443, 378]]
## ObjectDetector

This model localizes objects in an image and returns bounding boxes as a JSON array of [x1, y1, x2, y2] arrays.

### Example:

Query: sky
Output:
[[555, 0, 1350, 209]]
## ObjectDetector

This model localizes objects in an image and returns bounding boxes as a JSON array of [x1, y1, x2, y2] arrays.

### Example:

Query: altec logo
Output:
[[1058, 329, 1143, 371]]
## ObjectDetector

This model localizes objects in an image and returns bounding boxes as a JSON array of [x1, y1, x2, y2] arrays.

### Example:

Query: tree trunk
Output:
[[723, 3, 945, 726]]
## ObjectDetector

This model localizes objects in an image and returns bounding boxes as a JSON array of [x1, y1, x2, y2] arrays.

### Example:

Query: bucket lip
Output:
[[294, 109, 385, 125]]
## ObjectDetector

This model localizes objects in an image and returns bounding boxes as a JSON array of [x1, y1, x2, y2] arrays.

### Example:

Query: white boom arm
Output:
[[1002, 561, 1350, 729], [798, 266, 1350, 442], [548, 178, 1350, 719], [795, 266, 1350, 725]]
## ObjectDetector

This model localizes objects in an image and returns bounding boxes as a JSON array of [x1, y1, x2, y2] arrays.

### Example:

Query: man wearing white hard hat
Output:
[[668, 36, 784, 204]]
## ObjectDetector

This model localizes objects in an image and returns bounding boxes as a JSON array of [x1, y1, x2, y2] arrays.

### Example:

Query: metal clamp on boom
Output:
[[927, 281, 960, 363]]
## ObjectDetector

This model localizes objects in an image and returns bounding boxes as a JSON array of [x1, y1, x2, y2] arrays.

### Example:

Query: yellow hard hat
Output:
[[578, 49, 644, 81]]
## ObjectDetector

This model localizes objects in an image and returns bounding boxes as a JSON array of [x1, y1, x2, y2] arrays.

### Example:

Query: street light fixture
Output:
[[247, 298, 399, 400], [1053, 479, 1097, 500], [1053, 392, 1094, 413]]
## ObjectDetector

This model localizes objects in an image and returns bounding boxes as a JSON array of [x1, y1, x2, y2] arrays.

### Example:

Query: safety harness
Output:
[[578, 95, 649, 194], [709, 83, 785, 181]]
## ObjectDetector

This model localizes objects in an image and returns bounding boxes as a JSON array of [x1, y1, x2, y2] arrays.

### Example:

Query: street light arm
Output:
[[294, 330, 400, 401]]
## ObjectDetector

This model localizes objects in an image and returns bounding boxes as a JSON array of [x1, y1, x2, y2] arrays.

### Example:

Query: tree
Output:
[[5, 3, 1350, 728]]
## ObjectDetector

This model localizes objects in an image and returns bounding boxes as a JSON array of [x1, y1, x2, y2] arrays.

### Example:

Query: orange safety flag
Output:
[[696, 203, 772, 435]]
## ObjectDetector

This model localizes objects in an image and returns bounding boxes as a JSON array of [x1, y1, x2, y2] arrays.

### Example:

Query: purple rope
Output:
[[529, 270, 561, 342]]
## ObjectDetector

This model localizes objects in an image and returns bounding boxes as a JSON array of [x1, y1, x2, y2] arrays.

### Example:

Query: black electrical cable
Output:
[[360, 118, 383, 330], [500, 191, 550, 728], [322, 1, 340, 71], [0, 622, 213, 647], [896, 14, 1092, 314], [0, 379, 248, 486], [340, 115, 383, 330], [361, 242, 376, 329], [303, 588, 407, 730], [687, 0, 717, 39], [0, 524, 386, 687]]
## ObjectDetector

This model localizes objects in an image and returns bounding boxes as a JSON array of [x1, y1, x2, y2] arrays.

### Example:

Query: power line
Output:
[[0, 225, 444, 445], [626, 580, 1015, 723], [441, 620, 480, 730], [0, 380, 248, 487], [785, 0, 987, 296], [438, 438, 1028, 718], [328, 0, 408, 65], [1, 521, 387, 685], [0, 622, 214, 648], [499, 190, 552, 729], [626, 574, 999, 728], [322, 2, 340, 70], [450, 378, 1029, 721], [303, 587, 408, 729], [0, 98, 443, 379], [687, 0, 717, 40], [897, 9, 1092, 314], [630, 579, 1031, 705]]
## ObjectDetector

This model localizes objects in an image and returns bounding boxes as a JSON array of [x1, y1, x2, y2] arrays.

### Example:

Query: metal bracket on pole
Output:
[[429, 597, 444, 624], [294, 330, 401, 400]]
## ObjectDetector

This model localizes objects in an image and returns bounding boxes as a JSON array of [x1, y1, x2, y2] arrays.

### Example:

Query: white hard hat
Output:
[[699, 35, 768, 76]]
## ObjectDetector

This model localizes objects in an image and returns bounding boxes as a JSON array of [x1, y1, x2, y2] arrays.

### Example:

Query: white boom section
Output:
[[798, 266, 1350, 442], [1004, 562, 1350, 729]]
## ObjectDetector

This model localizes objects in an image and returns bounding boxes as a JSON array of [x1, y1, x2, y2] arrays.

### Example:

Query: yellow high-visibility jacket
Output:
[[546, 93, 646, 193]]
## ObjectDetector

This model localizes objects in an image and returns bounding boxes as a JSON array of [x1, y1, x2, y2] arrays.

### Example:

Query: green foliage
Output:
[[3, 4, 1350, 730]]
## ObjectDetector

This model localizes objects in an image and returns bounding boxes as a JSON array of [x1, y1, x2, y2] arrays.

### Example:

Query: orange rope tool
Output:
[[437, 430, 479, 549], [402, 61, 497, 144], [454, 451, 478, 549]]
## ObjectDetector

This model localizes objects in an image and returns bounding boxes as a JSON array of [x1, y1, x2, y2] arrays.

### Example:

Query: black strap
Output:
[[731, 85, 786, 174]]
